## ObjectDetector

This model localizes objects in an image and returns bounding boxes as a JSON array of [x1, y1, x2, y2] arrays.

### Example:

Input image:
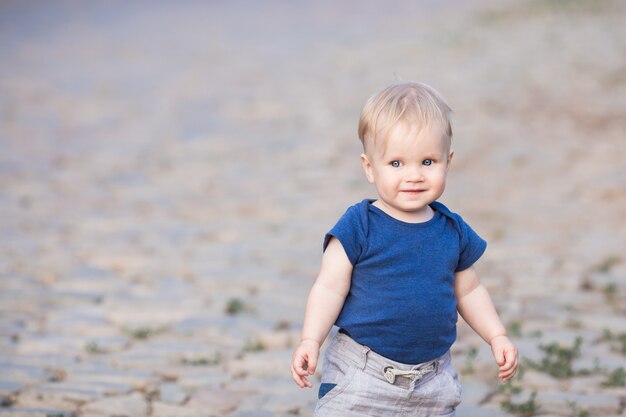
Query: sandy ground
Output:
[[1, 1, 625, 416]]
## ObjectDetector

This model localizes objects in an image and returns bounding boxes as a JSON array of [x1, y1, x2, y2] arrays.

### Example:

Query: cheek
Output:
[[431, 171, 448, 187], [374, 172, 397, 192]]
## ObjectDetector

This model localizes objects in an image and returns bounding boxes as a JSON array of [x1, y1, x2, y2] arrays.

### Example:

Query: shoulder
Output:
[[338, 199, 372, 234], [432, 202, 487, 270], [324, 199, 372, 264], [430, 201, 477, 241], [430, 201, 463, 228]]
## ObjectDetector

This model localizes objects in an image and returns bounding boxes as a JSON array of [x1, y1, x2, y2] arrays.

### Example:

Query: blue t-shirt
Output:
[[323, 199, 486, 364]]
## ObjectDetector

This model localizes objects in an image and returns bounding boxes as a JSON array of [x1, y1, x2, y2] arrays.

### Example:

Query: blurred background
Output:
[[1, 1, 625, 416]]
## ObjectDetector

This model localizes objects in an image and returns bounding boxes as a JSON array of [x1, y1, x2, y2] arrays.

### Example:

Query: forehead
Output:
[[373, 122, 450, 157]]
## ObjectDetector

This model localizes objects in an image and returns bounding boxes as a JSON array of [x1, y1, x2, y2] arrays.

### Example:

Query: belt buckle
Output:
[[383, 366, 396, 384]]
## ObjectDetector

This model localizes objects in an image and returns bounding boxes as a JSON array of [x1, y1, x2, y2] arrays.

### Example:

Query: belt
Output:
[[334, 331, 445, 389], [383, 362, 438, 384]]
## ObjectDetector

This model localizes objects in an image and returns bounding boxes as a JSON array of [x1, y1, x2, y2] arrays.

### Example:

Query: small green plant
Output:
[[501, 392, 538, 417], [499, 381, 538, 417], [525, 337, 583, 378], [497, 379, 523, 395], [508, 321, 523, 338], [603, 282, 618, 302], [567, 401, 589, 417], [593, 255, 620, 274], [181, 353, 222, 366], [528, 329, 543, 338], [565, 318, 582, 329], [601, 330, 626, 354], [602, 367, 626, 387], [462, 347, 479, 375], [243, 339, 266, 352], [225, 298, 247, 315], [85, 341, 106, 354], [125, 325, 167, 340]]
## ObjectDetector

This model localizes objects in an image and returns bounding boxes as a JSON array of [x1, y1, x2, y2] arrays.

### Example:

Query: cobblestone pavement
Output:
[[1, 1, 625, 416]]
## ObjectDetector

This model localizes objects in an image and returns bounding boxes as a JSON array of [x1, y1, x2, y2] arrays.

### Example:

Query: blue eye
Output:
[[391, 161, 400, 168], [423, 159, 433, 166]]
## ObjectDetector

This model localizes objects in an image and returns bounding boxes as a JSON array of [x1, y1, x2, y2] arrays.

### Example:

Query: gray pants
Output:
[[314, 331, 462, 417]]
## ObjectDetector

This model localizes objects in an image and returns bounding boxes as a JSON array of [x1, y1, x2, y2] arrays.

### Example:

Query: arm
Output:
[[455, 266, 518, 381], [291, 237, 353, 388]]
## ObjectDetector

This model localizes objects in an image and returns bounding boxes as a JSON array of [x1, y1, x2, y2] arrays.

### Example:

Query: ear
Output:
[[446, 150, 454, 172], [360, 153, 375, 183]]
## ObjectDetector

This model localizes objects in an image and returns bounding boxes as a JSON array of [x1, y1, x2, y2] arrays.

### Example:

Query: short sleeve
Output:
[[323, 204, 365, 266], [455, 218, 487, 272]]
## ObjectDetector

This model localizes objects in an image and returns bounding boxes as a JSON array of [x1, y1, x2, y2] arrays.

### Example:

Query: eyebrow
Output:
[[384, 152, 442, 161]]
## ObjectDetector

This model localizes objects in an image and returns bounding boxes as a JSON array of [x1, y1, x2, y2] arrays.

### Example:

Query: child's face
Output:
[[360, 122, 453, 222]]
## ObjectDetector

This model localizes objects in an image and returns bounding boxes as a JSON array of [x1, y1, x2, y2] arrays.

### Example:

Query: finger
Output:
[[493, 347, 505, 366], [499, 359, 518, 380], [307, 353, 318, 375], [503, 350, 519, 371], [291, 363, 313, 388], [499, 357, 514, 371], [499, 366, 515, 378], [293, 355, 309, 376], [505, 348, 518, 365], [291, 365, 306, 388], [499, 355, 518, 374], [500, 367, 517, 382]]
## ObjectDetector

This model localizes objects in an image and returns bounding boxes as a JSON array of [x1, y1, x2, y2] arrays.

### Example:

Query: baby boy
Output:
[[291, 82, 518, 416]]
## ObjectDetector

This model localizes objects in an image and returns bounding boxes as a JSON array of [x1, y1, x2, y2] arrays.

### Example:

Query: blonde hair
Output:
[[358, 82, 452, 151]]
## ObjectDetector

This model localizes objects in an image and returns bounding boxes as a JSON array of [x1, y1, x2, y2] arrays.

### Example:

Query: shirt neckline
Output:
[[365, 199, 441, 228]]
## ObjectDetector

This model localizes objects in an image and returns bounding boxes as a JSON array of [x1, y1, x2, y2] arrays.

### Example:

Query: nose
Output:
[[405, 165, 425, 182]]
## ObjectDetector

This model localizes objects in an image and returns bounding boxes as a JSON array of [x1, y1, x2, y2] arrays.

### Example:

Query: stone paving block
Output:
[[226, 377, 296, 394], [256, 330, 299, 350], [460, 380, 494, 405], [534, 391, 621, 415], [16, 336, 87, 356], [0, 380, 24, 397], [0, 355, 75, 370], [231, 411, 274, 417], [47, 289, 103, 306], [235, 389, 316, 416], [456, 404, 511, 417], [0, 408, 72, 417], [226, 350, 292, 379], [186, 388, 246, 415], [567, 374, 608, 393], [45, 309, 115, 337], [151, 402, 215, 417], [518, 369, 561, 390], [140, 341, 221, 363], [106, 350, 171, 370], [0, 364, 49, 385], [45, 380, 132, 397], [66, 368, 157, 391], [158, 382, 188, 404], [576, 346, 625, 373], [81, 392, 148, 417], [174, 367, 230, 389], [16, 382, 105, 408], [232, 412, 301, 417], [103, 298, 203, 328]]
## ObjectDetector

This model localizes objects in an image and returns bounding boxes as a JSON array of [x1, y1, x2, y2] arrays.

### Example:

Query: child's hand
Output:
[[490, 335, 518, 382], [291, 339, 320, 388]]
